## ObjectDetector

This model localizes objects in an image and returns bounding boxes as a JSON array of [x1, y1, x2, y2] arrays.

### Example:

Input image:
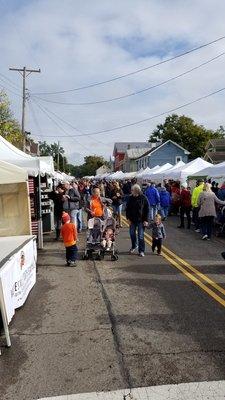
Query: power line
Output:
[[35, 86, 225, 137], [31, 97, 113, 148], [0, 83, 22, 98], [0, 71, 21, 90], [31, 51, 225, 106], [27, 99, 44, 139], [31, 35, 225, 95], [31, 99, 93, 153]]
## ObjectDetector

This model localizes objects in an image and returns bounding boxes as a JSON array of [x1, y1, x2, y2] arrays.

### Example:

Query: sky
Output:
[[0, 0, 225, 165]]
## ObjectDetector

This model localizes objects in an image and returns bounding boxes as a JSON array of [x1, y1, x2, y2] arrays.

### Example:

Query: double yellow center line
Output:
[[121, 216, 225, 308]]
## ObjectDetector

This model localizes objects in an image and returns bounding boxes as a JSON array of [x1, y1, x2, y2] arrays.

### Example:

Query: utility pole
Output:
[[9, 66, 41, 152], [57, 141, 60, 171]]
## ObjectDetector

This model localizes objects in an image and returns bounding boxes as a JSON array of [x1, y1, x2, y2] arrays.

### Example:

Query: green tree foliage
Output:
[[39, 141, 68, 171], [0, 90, 23, 148], [68, 156, 110, 178], [149, 114, 225, 159]]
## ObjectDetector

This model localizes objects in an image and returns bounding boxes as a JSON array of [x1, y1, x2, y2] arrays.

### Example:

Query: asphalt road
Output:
[[1, 216, 225, 399]]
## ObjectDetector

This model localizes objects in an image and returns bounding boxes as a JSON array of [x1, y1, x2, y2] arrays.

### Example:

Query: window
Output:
[[176, 156, 182, 163]]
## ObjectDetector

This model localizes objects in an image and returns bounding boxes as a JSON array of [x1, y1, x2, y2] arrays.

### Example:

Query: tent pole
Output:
[[38, 159, 43, 249], [0, 280, 11, 348]]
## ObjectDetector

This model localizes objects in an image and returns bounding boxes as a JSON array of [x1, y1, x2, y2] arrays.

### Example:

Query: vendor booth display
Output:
[[0, 161, 37, 348], [0, 135, 55, 242]]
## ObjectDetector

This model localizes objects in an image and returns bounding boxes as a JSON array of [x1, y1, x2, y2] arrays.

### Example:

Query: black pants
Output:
[[193, 207, 200, 229], [66, 245, 78, 263], [180, 206, 191, 228], [152, 238, 162, 254]]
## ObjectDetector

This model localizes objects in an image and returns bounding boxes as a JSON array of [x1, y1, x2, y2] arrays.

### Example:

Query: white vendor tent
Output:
[[155, 161, 185, 181], [107, 171, 125, 180], [0, 135, 54, 177], [122, 171, 137, 179], [190, 161, 225, 179], [0, 160, 27, 184], [0, 161, 31, 237], [168, 158, 212, 182], [137, 166, 160, 179], [147, 163, 173, 180]]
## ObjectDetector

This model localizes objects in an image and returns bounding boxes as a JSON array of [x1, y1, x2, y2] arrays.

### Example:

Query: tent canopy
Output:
[[169, 158, 212, 181], [0, 160, 28, 184], [190, 161, 225, 179], [155, 161, 185, 181], [0, 135, 54, 177], [146, 163, 173, 180], [137, 166, 160, 179]]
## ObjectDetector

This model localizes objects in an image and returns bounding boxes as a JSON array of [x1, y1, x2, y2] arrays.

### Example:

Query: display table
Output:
[[0, 235, 37, 347]]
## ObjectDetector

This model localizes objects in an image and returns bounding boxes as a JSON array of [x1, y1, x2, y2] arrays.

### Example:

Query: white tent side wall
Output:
[[0, 161, 31, 237]]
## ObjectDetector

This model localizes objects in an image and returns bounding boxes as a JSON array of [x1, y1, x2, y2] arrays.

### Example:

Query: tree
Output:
[[39, 141, 68, 171], [149, 114, 225, 159], [0, 90, 23, 148], [68, 156, 110, 178]]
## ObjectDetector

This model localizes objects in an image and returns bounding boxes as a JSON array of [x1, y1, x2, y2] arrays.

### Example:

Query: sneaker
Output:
[[177, 225, 184, 229], [202, 235, 208, 240], [139, 252, 145, 257], [195, 229, 200, 233], [130, 246, 138, 254], [157, 253, 162, 256], [70, 261, 77, 267]]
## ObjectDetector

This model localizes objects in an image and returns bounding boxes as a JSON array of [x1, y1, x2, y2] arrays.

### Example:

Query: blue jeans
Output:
[[77, 209, 83, 231], [160, 206, 169, 219], [66, 244, 78, 263], [149, 205, 158, 221], [129, 222, 145, 253]]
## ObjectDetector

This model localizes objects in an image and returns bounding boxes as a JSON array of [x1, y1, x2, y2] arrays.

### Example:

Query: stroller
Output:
[[101, 216, 118, 261], [215, 205, 225, 237], [83, 217, 104, 260]]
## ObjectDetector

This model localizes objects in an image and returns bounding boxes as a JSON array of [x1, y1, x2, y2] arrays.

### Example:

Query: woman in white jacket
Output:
[[198, 183, 225, 240]]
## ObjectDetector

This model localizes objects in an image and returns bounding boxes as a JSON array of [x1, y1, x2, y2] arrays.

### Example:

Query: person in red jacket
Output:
[[178, 182, 192, 229]]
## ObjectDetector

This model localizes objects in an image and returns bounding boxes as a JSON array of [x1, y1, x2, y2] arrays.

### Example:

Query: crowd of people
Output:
[[50, 177, 225, 264]]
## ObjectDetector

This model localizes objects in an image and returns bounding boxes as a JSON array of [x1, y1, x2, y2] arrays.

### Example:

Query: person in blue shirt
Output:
[[145, 183, 160, 221], [159, 187, 171, 220]]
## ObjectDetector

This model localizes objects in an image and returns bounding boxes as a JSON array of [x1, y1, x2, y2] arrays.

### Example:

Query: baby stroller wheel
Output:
[[95, 253, 102, 261], [111, 254, 118, 261]]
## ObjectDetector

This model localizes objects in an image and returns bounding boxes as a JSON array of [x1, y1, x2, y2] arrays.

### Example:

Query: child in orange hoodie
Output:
[[61, 212, 78, 266]]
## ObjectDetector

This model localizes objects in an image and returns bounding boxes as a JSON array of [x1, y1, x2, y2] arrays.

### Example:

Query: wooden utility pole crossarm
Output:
[[9, 66, 41, 152]]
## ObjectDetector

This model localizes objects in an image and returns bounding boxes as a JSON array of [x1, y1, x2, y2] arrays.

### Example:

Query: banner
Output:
[[0, 238, 37, 324]]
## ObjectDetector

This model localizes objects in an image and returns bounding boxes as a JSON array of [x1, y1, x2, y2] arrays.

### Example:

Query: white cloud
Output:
[[0, 0, 225, 164]]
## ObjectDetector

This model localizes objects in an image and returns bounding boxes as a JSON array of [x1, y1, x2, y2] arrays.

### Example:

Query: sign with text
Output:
[[0, 238, 37, 324]]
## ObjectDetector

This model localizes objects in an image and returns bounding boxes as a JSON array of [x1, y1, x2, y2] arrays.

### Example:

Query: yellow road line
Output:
[[121, 216, 225, 307], [142, 230, 225, 298]]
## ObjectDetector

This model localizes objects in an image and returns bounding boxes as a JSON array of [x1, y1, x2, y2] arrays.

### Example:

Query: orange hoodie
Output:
[[90, 195, 103, 217], [61, 222, 77, 247]]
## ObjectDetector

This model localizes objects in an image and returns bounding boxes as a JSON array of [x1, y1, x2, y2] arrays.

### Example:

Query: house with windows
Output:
[[135, 140, 190, 170], [204, 139, 225, 164], [113, 142, 152, 171]]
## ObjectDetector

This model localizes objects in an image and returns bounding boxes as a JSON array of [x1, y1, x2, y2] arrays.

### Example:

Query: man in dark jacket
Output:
[[63, 181, 80, 225], [126, 184, 149, 257]]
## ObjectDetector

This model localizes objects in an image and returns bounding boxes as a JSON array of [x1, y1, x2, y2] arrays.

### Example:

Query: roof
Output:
[[126, 147, 150, 159], [134, 140, 190, 160], [206, 139, 225, 150], [113, 142, 151, 154], [204, 151, 225, 164]]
